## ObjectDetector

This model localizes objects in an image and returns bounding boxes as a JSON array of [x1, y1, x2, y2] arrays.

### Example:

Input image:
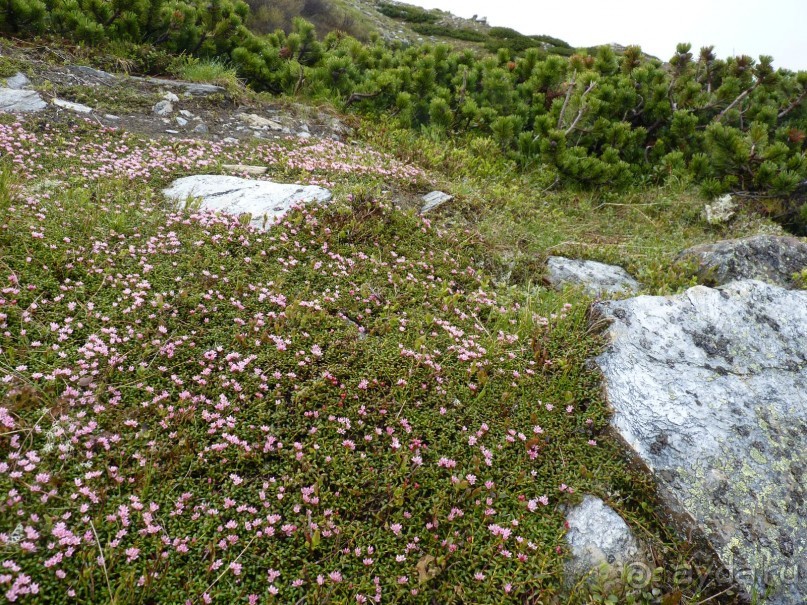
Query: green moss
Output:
[[0, 55, 24, 78]]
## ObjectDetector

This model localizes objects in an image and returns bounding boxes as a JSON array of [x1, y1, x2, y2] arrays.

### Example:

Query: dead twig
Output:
[[89, 520, 113, 601]]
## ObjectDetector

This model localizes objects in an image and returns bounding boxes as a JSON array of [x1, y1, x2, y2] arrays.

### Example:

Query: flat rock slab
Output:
[[163, 175, 332, 231], [565, 496, 643, 582], [69, 65, 118, 84], [421, 190, 453, 213], [594, 280, 807, 604], [0, 88, 46, 113], [546, 257, 640, 297], [135, 76, 225, 96], [53, 98, 93, 114], [679, 235, 807, 288]]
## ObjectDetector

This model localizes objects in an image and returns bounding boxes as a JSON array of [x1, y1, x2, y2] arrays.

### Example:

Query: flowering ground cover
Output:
[[0, 116, 425, 188], [0, 116, 723, 604]]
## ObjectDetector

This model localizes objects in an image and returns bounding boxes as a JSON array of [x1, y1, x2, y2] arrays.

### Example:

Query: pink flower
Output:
[[125, 547, 140, 563], [328, 570, 343, 583]]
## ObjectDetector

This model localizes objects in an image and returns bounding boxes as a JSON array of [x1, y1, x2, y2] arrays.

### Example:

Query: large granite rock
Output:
[[565, 496, 645, 582], [679, 235, 807, 288], [0, 88, 46, 113], [163, 175, 332, 231], [546, 257, 640, 297], [594, 280, 807, 604]]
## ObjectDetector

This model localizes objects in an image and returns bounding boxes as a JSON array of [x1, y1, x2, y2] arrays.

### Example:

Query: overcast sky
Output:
[[403, 0, 807, 71]]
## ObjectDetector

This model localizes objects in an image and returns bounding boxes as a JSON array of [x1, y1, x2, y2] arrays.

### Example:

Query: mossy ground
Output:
[[0, 53, 775, 603]]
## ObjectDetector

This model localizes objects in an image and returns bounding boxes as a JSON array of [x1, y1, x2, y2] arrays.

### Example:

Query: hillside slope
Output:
[[0, 9, 806, 604]]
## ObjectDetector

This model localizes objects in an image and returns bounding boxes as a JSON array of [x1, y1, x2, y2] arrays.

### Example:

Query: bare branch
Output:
[[715, 86, 754, 122], [345, 91, 381, 107], [778, 90, 807, 119], [564, 81, 597, 135], [556, 71, 576, 129]]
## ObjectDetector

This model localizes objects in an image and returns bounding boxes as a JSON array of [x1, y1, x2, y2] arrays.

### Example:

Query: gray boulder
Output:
[[546, 257, 640, 297], [594, 280, 807, 604], [163, 175, 332, 231], [679, 235, 807, 288], [0, 88, 46, 113], [565, 496, 645, 583]]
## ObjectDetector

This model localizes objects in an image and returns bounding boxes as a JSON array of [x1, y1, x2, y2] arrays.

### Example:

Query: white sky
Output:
[[403, 0, 807, 71]]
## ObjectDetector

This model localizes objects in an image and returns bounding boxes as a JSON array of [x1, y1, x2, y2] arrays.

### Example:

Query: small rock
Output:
[[222, 164, 268, 176], [297, 131, 311, 139], [53, 98, 93, 114], [238, 113, 283, 131], [165, 129, 180, 134], [299, 123, 310, 133], [162, 91, 179, 103], [420, 191, 453, 214], [546, 257, 640, 296], [153, 100, 173, 116], [5, 72, 30, 90], [179, 109, 194, 118], [193, 123, 209, 135], [163, 175, 332, 231], [222, 137, 238, 144], [176, 117, 188, 127], [0, 88, 46, 113], [679, 235, 807, 288], [565, 496, 644, 582], [703, 193, 737, 225], [104, 114, 120, 121]]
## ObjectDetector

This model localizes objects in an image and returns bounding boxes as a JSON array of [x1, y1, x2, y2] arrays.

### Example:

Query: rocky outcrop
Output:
[[565, 496, 645, 583], [546, 257, 640, 297], [594, 280, 807, 604], [163, 175, 332, 231], [679, 235, 807, 288]]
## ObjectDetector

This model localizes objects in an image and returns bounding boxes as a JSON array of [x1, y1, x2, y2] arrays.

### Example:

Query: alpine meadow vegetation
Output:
[[1, 0, 805, 229], [0, 0, 805, 603]]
